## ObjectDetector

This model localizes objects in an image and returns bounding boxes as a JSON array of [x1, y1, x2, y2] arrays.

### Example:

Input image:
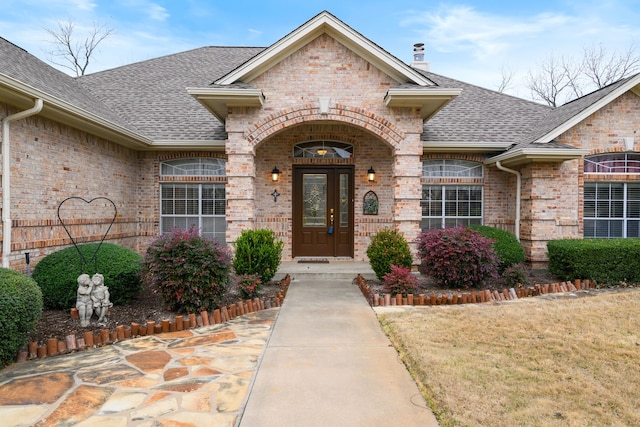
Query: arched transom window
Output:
[[161, 158, 226, 176], [584, 153, 640, 174], [422, 159, 483, 177], [293, 141, 353, 159]]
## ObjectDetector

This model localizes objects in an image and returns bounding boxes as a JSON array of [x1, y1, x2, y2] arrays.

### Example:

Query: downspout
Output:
[[495, 160, 521, 241], [2, 99, 44, 268]]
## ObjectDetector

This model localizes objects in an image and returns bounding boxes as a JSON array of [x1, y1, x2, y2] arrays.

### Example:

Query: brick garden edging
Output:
[[355, 274, 600, 307], [15, 274, 291, 363]]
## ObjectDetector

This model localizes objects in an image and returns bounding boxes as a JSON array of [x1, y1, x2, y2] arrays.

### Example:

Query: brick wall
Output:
[[225, 33, 424, 261], [1, 105, 140, 271]]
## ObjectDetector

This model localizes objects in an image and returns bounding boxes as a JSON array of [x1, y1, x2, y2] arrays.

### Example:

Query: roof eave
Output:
[[0, 74, 152, 150], [485, 147, 591, 167], [187, 87, 265, 123], [214, 11, 435, 87], [146, 140, 227, 151], [423, 141, 512, 153], [385, 87, 462, 120]]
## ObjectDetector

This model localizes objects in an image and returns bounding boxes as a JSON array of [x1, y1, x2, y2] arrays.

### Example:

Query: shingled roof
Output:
[[420, 70, 551, 146], [79, 46, 265, 142], [2, 32, 638, 153], [0, 36, 142, 135]]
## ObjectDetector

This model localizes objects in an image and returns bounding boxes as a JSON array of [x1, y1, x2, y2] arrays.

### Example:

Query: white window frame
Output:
[[584, 153, 640, 174], [584, 182, 640, 238], [421, 185, 484, 230], [160, 158, 226, 243], [423, 159, 484, 178]]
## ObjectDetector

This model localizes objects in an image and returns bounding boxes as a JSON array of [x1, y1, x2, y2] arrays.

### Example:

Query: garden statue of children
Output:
[[76, 274, 93, 327], [91, 273, 112, 323]]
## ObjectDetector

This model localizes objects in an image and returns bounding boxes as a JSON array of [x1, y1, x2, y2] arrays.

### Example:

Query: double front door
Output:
[[292, 166, 354, 257]]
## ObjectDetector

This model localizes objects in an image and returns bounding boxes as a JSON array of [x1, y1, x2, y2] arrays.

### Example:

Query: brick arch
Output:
[[244, 103, 406, 149]]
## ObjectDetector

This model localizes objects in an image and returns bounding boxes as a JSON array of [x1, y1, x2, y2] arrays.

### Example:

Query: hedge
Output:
[[547, 238, 640, 284]]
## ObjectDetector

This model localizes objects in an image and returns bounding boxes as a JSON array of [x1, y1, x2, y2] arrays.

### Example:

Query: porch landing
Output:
[[274, 259, 375, 281]]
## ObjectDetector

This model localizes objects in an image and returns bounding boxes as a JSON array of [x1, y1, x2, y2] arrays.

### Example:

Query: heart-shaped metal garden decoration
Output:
[[57, 196, 117, 274]]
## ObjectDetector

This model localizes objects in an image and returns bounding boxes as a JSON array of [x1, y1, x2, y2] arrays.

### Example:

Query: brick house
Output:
[[1, 11, 638, 271]]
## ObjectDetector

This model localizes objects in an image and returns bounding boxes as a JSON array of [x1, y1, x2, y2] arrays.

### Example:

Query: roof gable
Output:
[[530, 73, 640, 143], [215, 11, 435, 87]]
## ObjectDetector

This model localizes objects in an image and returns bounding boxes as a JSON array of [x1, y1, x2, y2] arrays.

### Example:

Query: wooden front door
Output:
[[293, 166, 354, 257]]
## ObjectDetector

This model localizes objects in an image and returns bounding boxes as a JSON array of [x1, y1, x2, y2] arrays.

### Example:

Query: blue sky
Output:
[[2, 0, 640, 99]]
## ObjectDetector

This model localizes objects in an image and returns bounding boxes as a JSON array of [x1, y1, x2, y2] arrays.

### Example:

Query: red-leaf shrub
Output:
[[416, 227, 499, 288], [382, 264, 419, 296], [141, 227, 232, 313], [235, 274, 262, 299]]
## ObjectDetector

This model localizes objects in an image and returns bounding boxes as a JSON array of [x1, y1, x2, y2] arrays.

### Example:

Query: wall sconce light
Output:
[[271, 166, 280, 182], [367, 166, 376, 182]]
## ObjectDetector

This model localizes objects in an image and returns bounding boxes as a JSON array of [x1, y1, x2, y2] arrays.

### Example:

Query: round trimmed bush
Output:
[[0, 268, 43, 366], [141, 227, 232, 313], [366, 228, 413, 281], [469, 225, 525, 272], [32, 242, 142, 309], [233, 229, 283, 283]]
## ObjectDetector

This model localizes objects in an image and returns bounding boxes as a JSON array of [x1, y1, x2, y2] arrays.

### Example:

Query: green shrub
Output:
[[233, 229, 283, 283], [382, 264, 419, 296], [141, 227, 232, 313], [0, 268, 43, 366], [547, 238, 640, 284], [366, 228, 413, 281], [417, 227, 499, 288], [502, 263, 530, 288], [33, 243, 142, 309], [469, 225, 525, 272]]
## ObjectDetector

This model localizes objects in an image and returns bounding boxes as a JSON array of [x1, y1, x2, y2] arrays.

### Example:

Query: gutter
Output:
[[2, 98, 43, 268], [495, 161, 521, 242]]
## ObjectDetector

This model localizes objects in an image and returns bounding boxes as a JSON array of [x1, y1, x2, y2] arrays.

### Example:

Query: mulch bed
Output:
[[26, 279, 285, 346]]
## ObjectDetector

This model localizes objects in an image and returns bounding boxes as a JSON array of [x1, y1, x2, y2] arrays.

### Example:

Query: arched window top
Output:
[[423, 159, 483, 177], [161, 158, 226, 176], [293, 141, 353, 159], [584, 153, 640, 174]]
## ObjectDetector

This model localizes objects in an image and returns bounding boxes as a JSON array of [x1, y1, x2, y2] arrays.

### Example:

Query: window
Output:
[[293, 141, 353, 159], [421, 160, 483, 230], [421, 185, 483, 229], [423, 159, 483, 177], [584, 183, 640, 238], [160, 158, 226, 243], [161, 158, 226, 176], [584, 153, 640, 174]]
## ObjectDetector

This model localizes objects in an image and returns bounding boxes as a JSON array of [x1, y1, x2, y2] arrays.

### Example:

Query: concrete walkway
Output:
[[239, 278, 439, 427]]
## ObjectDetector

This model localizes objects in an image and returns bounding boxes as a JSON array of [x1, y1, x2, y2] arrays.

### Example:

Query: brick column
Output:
[[225, 127, 256, 245], [393, 131, 423, 256]]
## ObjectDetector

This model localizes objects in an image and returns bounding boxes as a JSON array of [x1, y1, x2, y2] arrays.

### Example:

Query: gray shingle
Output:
[[78, 46, 265, 141], [0, 36, 140, 133], [420, 70, 552, 144]]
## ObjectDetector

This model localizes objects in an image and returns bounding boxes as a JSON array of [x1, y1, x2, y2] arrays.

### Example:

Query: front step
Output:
[[274, 261, 376, 281]]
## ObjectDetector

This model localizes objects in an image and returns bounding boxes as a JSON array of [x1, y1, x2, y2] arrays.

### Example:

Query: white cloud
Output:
[[401, 6, 573, 60], [147, 3, 170, 21]]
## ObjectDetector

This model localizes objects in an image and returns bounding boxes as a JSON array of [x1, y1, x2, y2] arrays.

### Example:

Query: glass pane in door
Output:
[[339, 173, 349, 227], [303, 174, 327, 227]]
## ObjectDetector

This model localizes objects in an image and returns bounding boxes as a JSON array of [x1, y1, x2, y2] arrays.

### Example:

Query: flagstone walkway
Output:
[[0, 308, 278, 427]]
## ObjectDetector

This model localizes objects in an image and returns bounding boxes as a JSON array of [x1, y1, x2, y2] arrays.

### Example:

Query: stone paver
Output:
[[0, 309, 277, 427]]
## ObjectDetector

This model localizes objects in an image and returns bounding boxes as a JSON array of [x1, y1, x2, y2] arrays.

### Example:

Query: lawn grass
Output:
[[378, 289, 640, 426]]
